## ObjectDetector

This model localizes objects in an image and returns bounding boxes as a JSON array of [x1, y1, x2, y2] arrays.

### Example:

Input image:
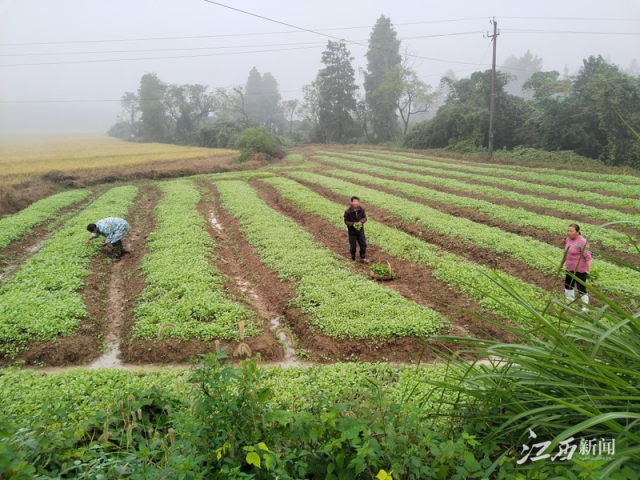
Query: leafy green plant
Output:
[[422, 238, 640, 476], [133, 180, 257, 341], [0, 186, 138, 357], [288, 171, 640, 297], [0, 189, 90, 249], [352, 221, 362, 231], [351, 150, 640, 210], [370, 263, 395, 279], [262, 175, 547, 323], [216, 180, 445, 340], [234, 127, 284, 163], [318, 151, 640, 231], [351, 149, 640, 197]]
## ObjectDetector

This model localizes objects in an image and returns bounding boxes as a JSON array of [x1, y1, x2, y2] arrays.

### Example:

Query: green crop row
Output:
[[361, 149, 640, 186], [288, 171, 640, 297], [216, 180, 446, 340], [0, 186, 138, 357], [0, 189, 91, 250], [0, 362, 445, 429], [331, 151, 640, 210], [133, 180, 257, 341], [350, 150, 640, 198], [314, 156, 633, 253], [318, 153, 640, 226], [262, 176, 546, 323]]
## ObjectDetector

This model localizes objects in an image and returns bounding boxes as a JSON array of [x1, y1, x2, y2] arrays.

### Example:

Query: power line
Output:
[[499, 16, 640, 22], [200, 1, 484, 68], [0, 18, 488, 47], [0, 31, 484, 58], [503, 29, 640, 35], [0, 45, 327, 67]]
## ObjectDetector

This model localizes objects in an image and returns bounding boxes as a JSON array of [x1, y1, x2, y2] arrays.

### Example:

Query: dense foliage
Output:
[[316, 153, 633, 253], [427, 246, 640, 477], [288, 171, 640, 296], [0, 189, 90, 249], [197, 119, 246, 149], [262, 176, 545, 322], [0, 186, 138, 357], [216, 180, 445, 339], [134, 180, 257, 341], [234, 127, 284, 163], [406, 56, 640, 167]]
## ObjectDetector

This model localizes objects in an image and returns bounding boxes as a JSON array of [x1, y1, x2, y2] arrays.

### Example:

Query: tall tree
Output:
[[164, 84, 216, 144], [282, 99, 300, 136], [138, 73, 167, 142], [364, 15, 402, 142], [261, 72, 285, 133], [316, 41, 358, 143], [501, 50, 543, 98], [379, 53, 438, 135], [120, 92, 139, 131], [244, 67, 264, 123]]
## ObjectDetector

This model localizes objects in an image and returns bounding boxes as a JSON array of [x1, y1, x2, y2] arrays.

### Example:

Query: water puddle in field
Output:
[[209, 211, 224, 231], [89, 257, 126, 369], [270, 316, 299, 368], [27, 240, 45, 253]]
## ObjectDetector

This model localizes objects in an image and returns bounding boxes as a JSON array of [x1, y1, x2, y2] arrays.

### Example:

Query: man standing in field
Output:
[[344, 196, 369, 263], [86, 217, 130, 261]]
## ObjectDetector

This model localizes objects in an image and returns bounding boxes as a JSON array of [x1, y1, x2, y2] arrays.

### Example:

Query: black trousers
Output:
[[349, 232, 367, 259], [565, 270, 588, 295]]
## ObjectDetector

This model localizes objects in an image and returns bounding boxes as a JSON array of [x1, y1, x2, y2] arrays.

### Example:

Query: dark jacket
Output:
[[344, 206, 367, 234]]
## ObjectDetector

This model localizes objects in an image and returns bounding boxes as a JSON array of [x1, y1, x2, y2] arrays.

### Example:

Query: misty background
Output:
[[0, 0, 638, 136]]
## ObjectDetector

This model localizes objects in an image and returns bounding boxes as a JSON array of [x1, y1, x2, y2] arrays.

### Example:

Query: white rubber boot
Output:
[[580, 294, 589, 312], [565, 288, 575, 303]]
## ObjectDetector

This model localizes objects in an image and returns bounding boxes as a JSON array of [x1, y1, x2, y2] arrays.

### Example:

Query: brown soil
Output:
[[319, 163, 640, 267], [288, 174, 557, 292], [121, 182, 284, 364], [250, 180, 518, 360]]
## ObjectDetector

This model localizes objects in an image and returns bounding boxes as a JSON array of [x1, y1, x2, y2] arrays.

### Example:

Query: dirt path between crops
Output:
[[0, 193, 98, 282], [382, 155, 636, 200], [288, 174, 557, 292], [252, 179, 518, 346], [319, 149, 640, 215], [320, 164, 640, 268], [327, 159, 640, 234]]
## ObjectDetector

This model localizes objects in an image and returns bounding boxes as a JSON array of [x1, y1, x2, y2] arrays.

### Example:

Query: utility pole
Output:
[[487, 17, 499, 157]]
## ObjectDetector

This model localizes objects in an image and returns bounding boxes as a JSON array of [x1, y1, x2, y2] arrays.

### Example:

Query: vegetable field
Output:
[[0, 145, 638, 367]]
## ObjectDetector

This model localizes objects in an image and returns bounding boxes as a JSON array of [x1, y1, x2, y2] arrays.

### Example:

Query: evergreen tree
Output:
[[137, 73, 167, 142], [244, 67, 264, 124], [317, 41, 358, 143], [364, 15, 402, 142], [261, 72, 284, 133]]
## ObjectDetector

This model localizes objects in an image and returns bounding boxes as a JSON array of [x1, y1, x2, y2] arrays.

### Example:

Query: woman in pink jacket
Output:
[[563, 223, 592, 311]]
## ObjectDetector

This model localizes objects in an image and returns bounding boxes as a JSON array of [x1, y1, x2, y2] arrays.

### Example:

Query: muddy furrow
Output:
[[317, 164, 639, 267], [251, 180, 516, 346], [288, 174, 557, 292]]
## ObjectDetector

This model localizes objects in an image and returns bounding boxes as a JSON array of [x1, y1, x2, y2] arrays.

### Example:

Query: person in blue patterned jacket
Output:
[[86, 217, 130, 261]]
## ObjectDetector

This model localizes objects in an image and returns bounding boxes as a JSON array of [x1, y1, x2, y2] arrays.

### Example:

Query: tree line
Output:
[[108, 14, 640, 167]]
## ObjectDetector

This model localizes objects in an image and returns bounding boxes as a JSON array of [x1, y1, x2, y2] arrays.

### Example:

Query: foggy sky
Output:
[[1, 0, 638, 136]]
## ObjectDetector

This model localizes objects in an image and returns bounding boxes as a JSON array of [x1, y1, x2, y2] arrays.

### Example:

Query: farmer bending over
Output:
[[344, 196, 369, 263], [86, 217, 130, 261]]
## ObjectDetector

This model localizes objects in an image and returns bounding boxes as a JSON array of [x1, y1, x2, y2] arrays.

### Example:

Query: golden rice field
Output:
[[0, 135, 236, 185]]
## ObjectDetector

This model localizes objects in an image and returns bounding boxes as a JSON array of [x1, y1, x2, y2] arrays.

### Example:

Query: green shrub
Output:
[[234, 127, 283, 163], [197, 120, 245, 149]]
